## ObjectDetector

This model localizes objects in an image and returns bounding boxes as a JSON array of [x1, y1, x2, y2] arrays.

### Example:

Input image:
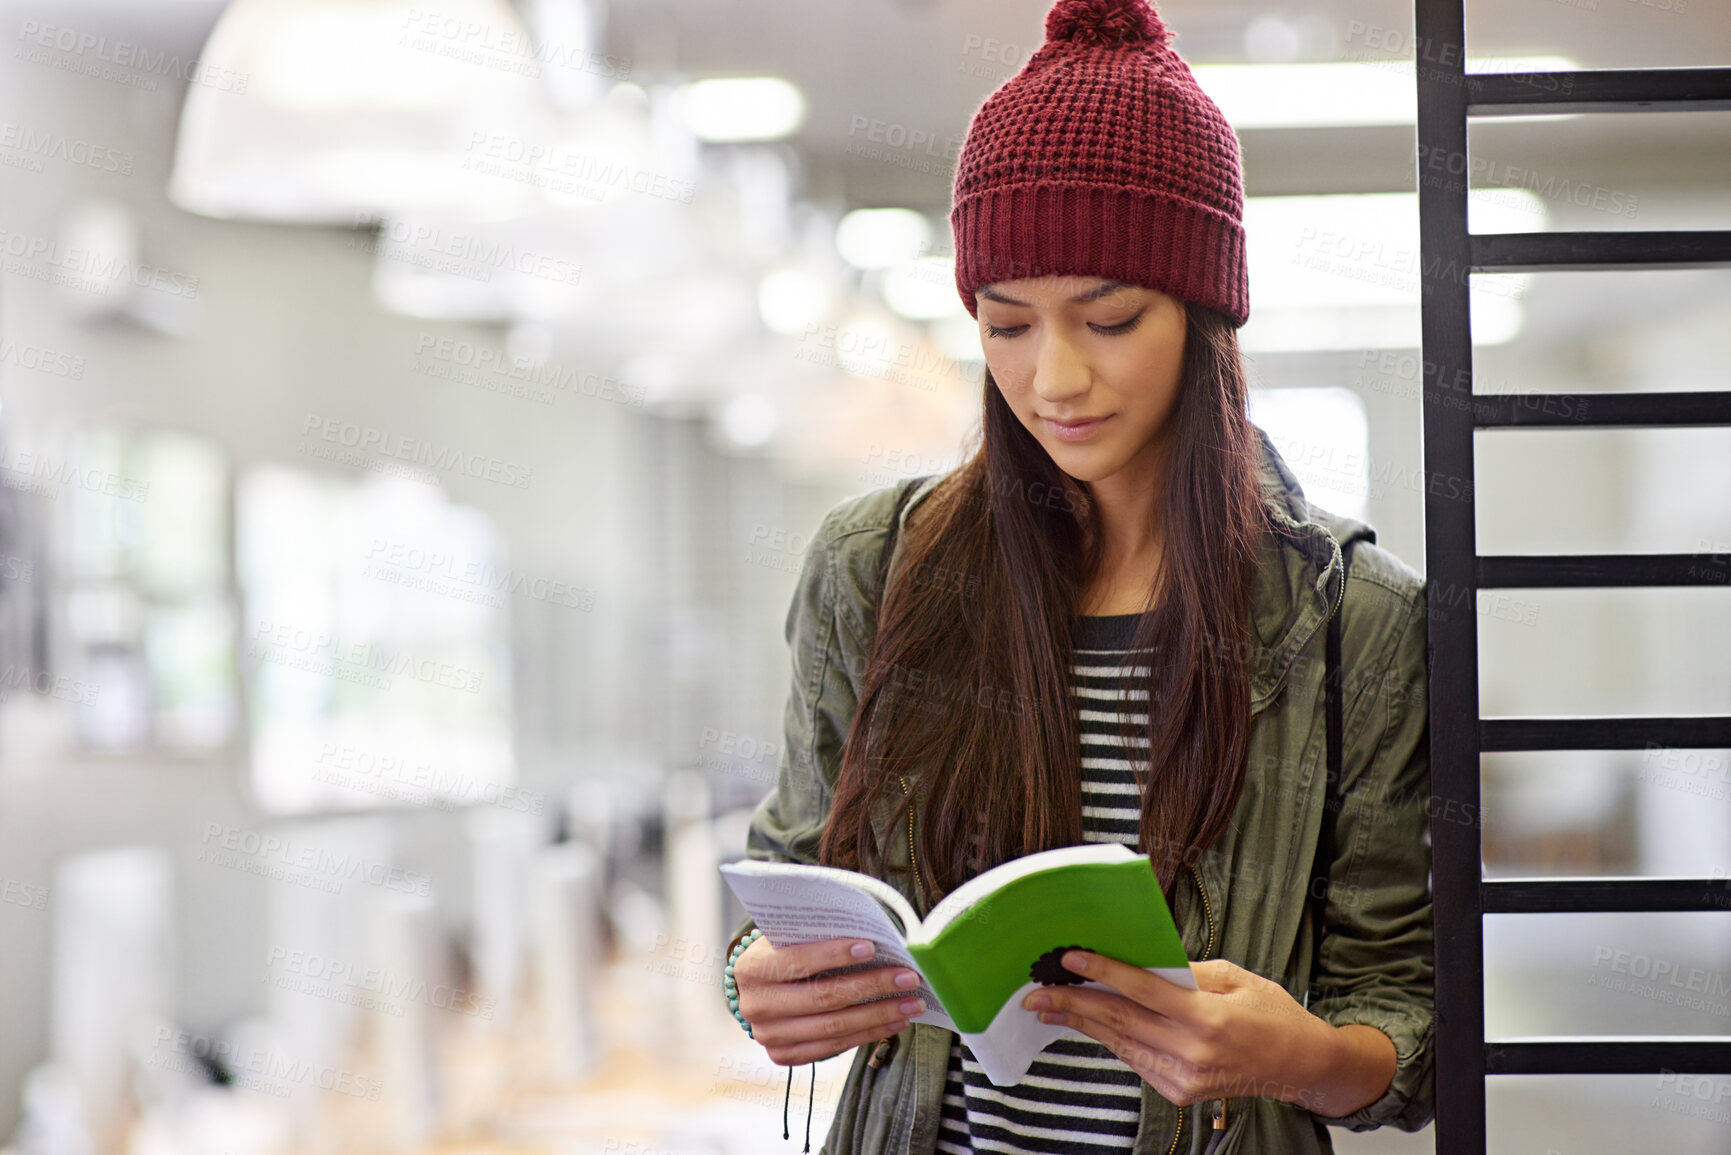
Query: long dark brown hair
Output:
[[817, 303, 1268, 903]]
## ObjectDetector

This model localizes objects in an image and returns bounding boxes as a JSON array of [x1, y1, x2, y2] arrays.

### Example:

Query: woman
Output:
[[724, 1, 1434, 1152]]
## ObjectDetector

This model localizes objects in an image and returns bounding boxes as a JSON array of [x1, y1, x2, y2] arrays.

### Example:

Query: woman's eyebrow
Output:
[[977, 279, 1137, 307]]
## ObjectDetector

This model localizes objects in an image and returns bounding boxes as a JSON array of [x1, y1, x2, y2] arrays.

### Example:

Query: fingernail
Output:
[[898, 998, 924, 1016], [851, 941, 873, 959], [895, 970, 918, 988], [1025, 993, 1049, 1011], [1062, 951, 1088, 972]]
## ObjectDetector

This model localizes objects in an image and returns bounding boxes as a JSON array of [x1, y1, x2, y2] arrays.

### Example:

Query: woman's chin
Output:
[[1043, 443, 1120, 484]]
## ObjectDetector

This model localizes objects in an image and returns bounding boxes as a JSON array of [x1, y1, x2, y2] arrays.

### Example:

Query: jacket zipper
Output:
[[1166, 864, 1223, 1155], [898, 775, 926, 909], [1189, 863, 1216, 960]]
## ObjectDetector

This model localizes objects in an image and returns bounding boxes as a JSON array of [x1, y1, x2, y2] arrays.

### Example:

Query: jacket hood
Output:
[[1246, 423, 1374, 711]]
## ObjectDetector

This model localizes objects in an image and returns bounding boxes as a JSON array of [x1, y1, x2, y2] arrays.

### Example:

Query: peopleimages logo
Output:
[[248, 619, 486, 694], [263, 945, 495, 1019], [1, 877, 48, 911], [313, 742, 545, 814], [411, 335, 645, 408], [0, 338, 85, 379], [14, 20, 249, 93], [461, 132, 696, 205], [149, 1028, 382, 1101], [0, 446, 148, 503], [199, 822, 435, 896], [362, 537, 596, 611], [398, 8, 632, 81], [300, 413, 533, 490], [0, 665, 97, 707], [0, 226, 200, 299], [0, 122, 133, 175], [357, 217, 585, 286]]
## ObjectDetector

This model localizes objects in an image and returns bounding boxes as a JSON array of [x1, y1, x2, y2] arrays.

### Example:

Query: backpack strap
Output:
[[1305, 538, 1356, 1008]]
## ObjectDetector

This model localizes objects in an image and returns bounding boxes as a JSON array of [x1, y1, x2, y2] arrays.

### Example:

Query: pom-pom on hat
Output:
[[949, 0, 1249, 326]]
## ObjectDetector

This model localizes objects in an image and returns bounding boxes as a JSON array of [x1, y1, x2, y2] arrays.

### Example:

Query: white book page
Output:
[[720, 862, 954, 1030]]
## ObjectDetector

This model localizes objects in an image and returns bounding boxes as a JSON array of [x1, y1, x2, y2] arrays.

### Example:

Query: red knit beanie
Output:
[[950, 0, 1249, 327]]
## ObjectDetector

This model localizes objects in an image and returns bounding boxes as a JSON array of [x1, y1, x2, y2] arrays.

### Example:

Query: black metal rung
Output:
[[1478, 554, 1731, 587], [1487, 1039, 1731, 1076], [1467, 66, 1731, 116], [1484, 878, 1731, 913], [1471, 390, 1731, 428], [1481, 715, 1731, 751], [1470, 230, 1731, 272]]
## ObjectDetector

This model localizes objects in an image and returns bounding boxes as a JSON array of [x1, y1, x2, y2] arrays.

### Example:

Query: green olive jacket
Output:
[[727, 429, 1435, 1154]]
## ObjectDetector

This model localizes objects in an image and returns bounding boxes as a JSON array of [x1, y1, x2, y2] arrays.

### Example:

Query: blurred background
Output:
[[0, 0, 1727, 1152]]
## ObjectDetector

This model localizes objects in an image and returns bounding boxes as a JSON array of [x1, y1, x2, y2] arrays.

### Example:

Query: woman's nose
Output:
[[1031, 331, 1090, 401]]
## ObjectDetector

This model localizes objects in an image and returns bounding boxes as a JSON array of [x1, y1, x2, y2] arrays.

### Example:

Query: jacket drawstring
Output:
[[782, 1061, 815, 1151]]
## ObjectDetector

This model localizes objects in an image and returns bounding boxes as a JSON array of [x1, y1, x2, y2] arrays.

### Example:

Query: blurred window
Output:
[[62, 428, 235, 752], [237, 467, 515, 814]]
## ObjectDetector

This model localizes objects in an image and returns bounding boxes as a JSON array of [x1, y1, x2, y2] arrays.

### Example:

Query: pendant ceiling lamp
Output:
[[367, 85, 700, 322], [169, 0, 560, 223]]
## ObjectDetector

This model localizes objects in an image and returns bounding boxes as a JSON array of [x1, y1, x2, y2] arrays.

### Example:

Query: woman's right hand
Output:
[[732, 936, 926, 1066]]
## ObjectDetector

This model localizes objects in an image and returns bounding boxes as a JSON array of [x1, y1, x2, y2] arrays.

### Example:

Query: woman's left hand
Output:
[[1021, 950, 1387, 1114]]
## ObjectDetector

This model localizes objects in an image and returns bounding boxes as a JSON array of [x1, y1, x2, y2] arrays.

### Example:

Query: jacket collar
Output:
[[897, 425, 1367, 712]]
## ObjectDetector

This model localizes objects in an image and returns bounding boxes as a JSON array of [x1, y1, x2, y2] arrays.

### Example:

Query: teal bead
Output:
[[723, 928, 764, 1037]]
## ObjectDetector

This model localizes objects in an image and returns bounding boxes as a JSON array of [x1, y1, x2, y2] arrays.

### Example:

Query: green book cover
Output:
[[905, 843, 1191, 1034]]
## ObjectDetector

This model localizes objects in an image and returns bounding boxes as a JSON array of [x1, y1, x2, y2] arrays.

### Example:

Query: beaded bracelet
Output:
[[723, 927, 764, 1037]]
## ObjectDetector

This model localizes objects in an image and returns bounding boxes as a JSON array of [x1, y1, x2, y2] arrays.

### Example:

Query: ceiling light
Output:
[[169, 0, 558, 223], [1237, 189, 1542, 351], [716, 394, 778, 449], [833, 313, 901, 380], [1191, 57, 1578, 129], [758, 265, 833, 335], [676, 77, 806, 142], [881, 257, 963, 320], [835, 208, 932, 270]]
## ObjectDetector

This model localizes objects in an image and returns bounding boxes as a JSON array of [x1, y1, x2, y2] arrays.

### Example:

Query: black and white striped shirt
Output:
[[937, 612, 1155, 1154]]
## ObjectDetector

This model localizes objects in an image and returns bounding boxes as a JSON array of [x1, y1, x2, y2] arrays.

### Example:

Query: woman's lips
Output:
[[1042, 414, 1112, 443]]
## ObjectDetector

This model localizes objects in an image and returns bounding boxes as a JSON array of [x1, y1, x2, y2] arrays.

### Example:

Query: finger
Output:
[[736, 935, 877, 985], [1054, 949, 1199, 1023], [763, 1017, 909, 1068], [744, 962, 920, 1020], [1033, 986, 1189, 1056], [751, 993, 924, 1054]]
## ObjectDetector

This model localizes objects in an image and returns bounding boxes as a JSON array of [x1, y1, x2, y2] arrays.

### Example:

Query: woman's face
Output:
[[977, 275, 1187, 486]]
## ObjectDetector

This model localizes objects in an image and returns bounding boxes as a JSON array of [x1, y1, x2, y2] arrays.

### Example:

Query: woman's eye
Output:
[[1091, 312, 1145, 335], [983, 312, 1145, 340]]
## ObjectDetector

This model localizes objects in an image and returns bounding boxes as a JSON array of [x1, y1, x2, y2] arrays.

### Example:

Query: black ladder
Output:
[[1412, 2, 1731, 1149]]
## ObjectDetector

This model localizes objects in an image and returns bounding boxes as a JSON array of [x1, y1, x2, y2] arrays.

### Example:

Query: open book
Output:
[[719, 842, 1194, 1086]]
